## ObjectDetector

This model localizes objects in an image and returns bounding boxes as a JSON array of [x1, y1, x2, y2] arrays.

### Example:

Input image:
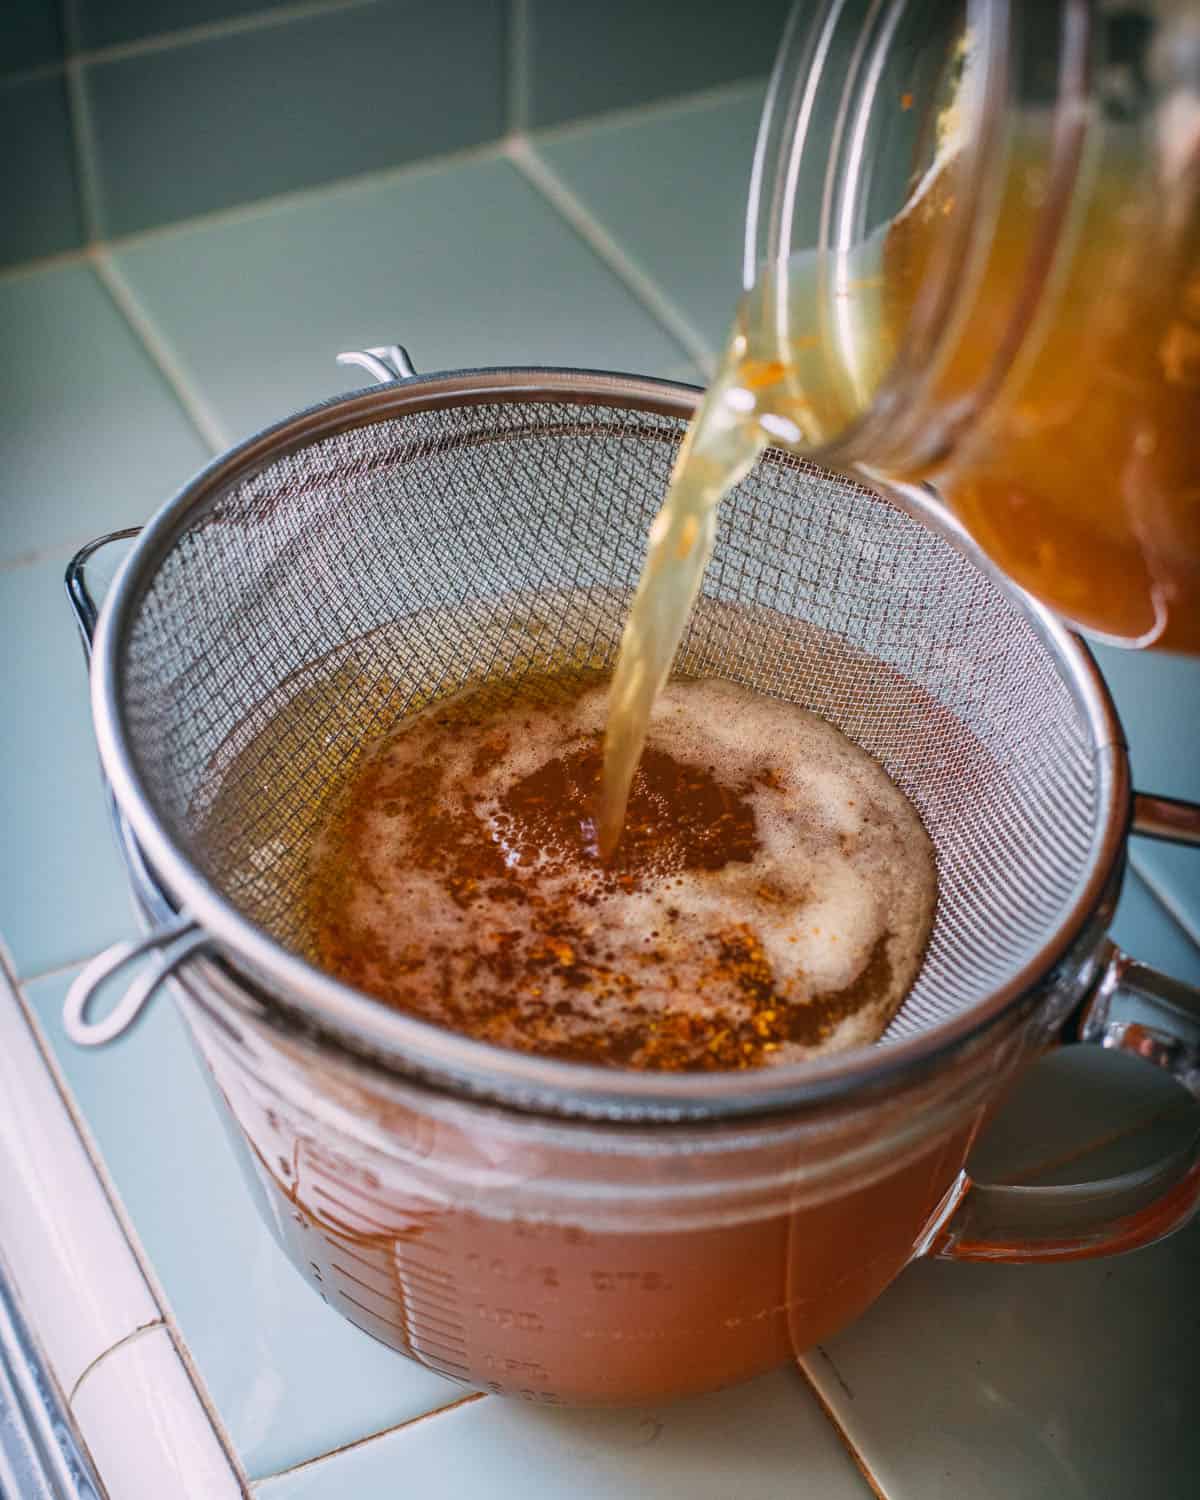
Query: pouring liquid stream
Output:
[[601, 128, 1200, 854], [599, 238, 891, 860]]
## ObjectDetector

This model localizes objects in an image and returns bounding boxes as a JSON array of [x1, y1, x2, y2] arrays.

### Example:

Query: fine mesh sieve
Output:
[[87, 366, 1126, 1119]]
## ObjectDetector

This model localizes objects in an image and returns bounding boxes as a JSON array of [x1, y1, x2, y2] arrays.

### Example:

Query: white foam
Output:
[[307, 678, 936, 1067]]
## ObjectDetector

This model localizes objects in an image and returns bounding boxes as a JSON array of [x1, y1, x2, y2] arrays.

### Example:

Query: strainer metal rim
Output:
[[89, 367, 1130, 1120]]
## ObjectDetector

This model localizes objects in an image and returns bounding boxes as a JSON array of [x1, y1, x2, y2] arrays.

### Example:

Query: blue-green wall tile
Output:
[[0, 74, 83, 266], [538, 87, 765, 356], [83, 0, 506, 238], [524, 0, 792, 128], [1, 0, 62, 78], [111, 154, 685, 442], [71, 0, 296, 51]]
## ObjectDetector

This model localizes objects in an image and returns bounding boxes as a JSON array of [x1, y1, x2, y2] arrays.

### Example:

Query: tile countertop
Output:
[[2, 86, 1200, 1499]]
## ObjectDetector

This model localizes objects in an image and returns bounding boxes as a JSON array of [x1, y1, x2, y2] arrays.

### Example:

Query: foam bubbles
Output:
[[306, 677, 936, 1069]]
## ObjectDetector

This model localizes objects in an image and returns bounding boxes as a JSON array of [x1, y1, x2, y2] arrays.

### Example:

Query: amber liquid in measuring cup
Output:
[[201, 649, 960, 1404], [213, 1024, 978, 1404]]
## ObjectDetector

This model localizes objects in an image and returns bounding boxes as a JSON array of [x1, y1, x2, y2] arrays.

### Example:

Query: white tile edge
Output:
[[72, 1325, 245, 1499], [0, 960, 160, 1395], [8, 954, 254, 1491]]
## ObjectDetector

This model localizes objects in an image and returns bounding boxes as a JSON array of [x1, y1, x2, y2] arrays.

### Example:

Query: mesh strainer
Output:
[[67, 356, 1200, 1124]]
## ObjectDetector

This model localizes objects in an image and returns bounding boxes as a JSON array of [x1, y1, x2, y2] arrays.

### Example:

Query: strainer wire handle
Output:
[[923, 940, 1200, 1264], [63, 919, 208, 1047]]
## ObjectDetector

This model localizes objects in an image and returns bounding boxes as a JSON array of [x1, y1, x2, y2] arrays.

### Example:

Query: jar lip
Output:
[[745, 0, 1096, 473], [90, 370, 1130, 1127]]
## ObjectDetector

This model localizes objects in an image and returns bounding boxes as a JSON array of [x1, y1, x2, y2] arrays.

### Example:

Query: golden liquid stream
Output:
[[601, 134, 1200, 855]]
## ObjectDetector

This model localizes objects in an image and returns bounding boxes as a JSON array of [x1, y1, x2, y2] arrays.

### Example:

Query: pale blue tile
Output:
[[537, 87, 765, 357], [1094, 644, 1200, 945], [0, 73, 83, 267], [524, 0, 789, 128], [255, 1368, 869, 1499], [112, 155, 687, 442], [0, 263, 209, 567], [801, 859, 1200, 1499], [1109, 861, 1200, 987], [24, 965, 464, 1479], [83, 0, 506, 237], [0, 556, 138, 974], [73, 0, 295, 50], [1, 0, 62, 76], [804, 1214, 1200, 1500]]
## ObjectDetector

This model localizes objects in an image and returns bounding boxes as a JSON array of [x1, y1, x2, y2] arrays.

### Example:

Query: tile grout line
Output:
[[253, 1391, 488, 1489], [795, 1358, 889, 1500], [1128, 849, 1200, 953], [90, 251, 231, 454], [14, 945, 115, 987], [506, 134, 716, 376], [3, 948, 254, 1496], [0, 134, 510, 289], [506, 0, 530, 133], [61, 65, 102, 245], [528, 73, 769, 151], [0, 60, 66, 88], [83, 135, 510, 261], [0, 79, 766, 287], [62, 0, 380, 70], [67, 1318, 164, 1407]]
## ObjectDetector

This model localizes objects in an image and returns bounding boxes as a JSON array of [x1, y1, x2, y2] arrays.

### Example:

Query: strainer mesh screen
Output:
[[119, 394, 1097, 1045]]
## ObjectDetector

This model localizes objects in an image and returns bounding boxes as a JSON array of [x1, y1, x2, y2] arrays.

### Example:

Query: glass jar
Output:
[[742, 0, 1200, 649]]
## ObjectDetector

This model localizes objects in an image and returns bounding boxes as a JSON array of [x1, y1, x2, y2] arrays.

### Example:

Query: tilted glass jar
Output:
[[742, 0, 1200, 649]]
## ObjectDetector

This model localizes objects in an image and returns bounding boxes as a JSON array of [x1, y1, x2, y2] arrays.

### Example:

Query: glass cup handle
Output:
[[921, 939, 1200, 1263]]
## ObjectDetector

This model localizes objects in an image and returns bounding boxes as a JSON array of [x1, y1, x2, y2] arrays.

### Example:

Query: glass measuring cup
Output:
[[64, 357, 1200, 1404]]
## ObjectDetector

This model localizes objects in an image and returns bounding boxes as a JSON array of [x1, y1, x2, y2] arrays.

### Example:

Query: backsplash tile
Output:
[[0, 73, 83, 266], [0, 262, 209, 565], [111, 153, 686, 442], [1, 0, 63, 77], [537, 85, 765, 358], [71, 0, 298, 52], [524, 0, 791, 128], [0, 263, 209, 975], [0, 557, 140, 975], [82, 0, 506, 238]]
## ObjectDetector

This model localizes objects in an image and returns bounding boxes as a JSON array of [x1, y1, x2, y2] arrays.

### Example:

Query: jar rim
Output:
[[744, 0, 1096, 472]]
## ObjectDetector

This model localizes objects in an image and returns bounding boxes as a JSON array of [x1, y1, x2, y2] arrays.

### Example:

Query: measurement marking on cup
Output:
[[312, 1185, 409, 1235], [464, 1252, 560, 1287], [330, 1266, 465, 1333], [336, 1289, 467, 1359], [395, 1257, 458, 1291], [329, 1261, 461, 1325], [319, 1171, 442, 1218], [399, 1289, 463, 1319], [335, 1238, 453, 1286], [340, 1311, 471, 1376]]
